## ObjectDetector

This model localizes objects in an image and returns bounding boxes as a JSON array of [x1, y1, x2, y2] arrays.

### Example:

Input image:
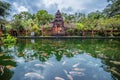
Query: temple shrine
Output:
[[52, 10, 65, 36]]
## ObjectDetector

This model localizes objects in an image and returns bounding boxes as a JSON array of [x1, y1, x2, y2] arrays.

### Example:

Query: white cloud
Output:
[[42, 0, 108, 14], [13, 2, 28, 13], [43, 0, 85, 13], [5, 0, 108, 15]]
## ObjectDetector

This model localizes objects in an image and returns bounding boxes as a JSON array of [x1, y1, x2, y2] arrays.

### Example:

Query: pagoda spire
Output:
[[52, 10, 65, 36]]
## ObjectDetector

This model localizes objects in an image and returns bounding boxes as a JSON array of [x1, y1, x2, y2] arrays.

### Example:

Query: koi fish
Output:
[[0, 66, 4, 75], [45, 62, 53, 66], [63, 70, 68, 74], [25, 72, 44, 79], [34, 64, 46, 68], [6, 65, 15, 70], [67, 74, 73, 80], [63, 70, 73, 80], [72, 63, 80, 68], [62, 61, 66, 65], [73, 68, 85, 71], [69, 71, 82, 75], [54, 77, 65, 80]]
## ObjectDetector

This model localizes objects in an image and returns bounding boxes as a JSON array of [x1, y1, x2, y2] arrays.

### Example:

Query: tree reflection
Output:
[[0, 39, 120, 79], [0, 53, 16, 80]]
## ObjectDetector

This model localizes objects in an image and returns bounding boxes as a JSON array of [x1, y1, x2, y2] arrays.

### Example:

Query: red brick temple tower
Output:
[[52, 10, 65, 36]]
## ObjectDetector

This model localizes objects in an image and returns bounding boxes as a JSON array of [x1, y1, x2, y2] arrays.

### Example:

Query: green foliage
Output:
[[114, 14, 120, 18], [98, 17, 120, 30], [5, 23, 12, 30], [31, 23, 40, 35], [62, 12, 85, 23], [0, 1, 119, 37], [19, 12, 32, 20], [2, 34, 16, 47], [13, 11, 32, 20], [12, 12, 33, 30], [66, 29, 75, 36], [88, 10, 105, 19], [76, 23, 84, 30], [0, 1, 11, 18], [35, 10, 53, 25], [104, 0, 120, 17]]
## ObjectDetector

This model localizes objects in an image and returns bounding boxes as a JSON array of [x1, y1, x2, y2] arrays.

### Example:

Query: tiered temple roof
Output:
[[53, 10, 64, 28], [52, 10, 65, 35]]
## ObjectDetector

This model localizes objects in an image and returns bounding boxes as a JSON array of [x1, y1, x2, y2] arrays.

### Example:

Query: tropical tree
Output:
[[0, 1, 11, 19], [35, 10, 53, 25], [19, 11, 32, 20], [98, 17, 120, 36], [12, 12, 33, 31], [12, 14, 22, 30], [104, 0, 120, 17], [75, 23, 85, 36], [88, 10, 105, 19], [76, 13, 86, 22], [62, 12, 86, 23], [31, 23, 40, 35]]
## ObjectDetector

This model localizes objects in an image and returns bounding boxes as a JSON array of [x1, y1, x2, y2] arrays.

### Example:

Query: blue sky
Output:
[[4, 0, 108, 15]]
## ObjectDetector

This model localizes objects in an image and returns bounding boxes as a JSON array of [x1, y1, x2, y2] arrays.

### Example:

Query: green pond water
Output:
[[0, 39, 120, 80]]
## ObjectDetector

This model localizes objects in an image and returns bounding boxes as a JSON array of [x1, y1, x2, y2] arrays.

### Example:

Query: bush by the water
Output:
[[1, 34, 16, 47]]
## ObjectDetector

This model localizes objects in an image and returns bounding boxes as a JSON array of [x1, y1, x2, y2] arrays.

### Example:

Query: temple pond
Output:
[[0, 39, 120, 80]]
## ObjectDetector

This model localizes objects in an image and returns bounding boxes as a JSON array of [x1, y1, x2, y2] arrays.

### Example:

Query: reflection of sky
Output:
[[1, 39, 118, 80], [10, 53, 113, 80], [31, 39, 35, 43]]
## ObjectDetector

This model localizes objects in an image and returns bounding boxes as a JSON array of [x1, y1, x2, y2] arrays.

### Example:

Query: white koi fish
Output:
[[45, 62, 53, 66], [67, 74, 73, 80], [34, 64, 46, 68], [73, 68, 85, 71], [72, 63, 80, 68], [62, 61, 66, 65], [54, 77, 65, 80], [69, 71, 82, 75], [63, 70, 73, 80], [25, 72, 44, 79], [63, 70, 68, 74]]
